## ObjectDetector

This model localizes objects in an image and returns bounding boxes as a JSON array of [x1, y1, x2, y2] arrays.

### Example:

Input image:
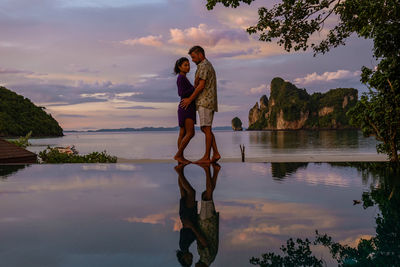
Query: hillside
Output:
[[0, 86, 63, 137]]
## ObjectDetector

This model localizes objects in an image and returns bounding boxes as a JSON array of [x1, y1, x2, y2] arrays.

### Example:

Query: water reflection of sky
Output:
[[0, 163, 377, 266]]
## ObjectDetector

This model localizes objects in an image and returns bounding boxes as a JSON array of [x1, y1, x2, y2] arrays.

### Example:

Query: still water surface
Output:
[[0, 162, 392, 266], [26, 130, 378, 159]]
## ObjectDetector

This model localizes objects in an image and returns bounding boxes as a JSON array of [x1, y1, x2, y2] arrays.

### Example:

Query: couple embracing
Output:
[[174, 46, 220, 165]]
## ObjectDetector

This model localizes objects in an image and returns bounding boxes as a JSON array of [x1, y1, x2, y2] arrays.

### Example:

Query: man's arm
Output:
[[180, 79, 205, 110]]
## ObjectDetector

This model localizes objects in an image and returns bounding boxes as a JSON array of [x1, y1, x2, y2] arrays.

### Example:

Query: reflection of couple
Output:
[[175, 163, 220, 267], [174, 46, 220, 165]]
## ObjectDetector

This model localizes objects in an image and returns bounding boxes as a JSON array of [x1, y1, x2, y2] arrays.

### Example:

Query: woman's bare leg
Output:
[[177, 127, 185, 148], [174, 119, 195, 164]]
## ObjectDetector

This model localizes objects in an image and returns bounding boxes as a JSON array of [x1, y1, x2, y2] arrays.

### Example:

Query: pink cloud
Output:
[[121, 35, 163, 47], [168, 23, 248, 47]]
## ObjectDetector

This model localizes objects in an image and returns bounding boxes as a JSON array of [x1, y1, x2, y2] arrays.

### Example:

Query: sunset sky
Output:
[[0, 0, 375, 130]]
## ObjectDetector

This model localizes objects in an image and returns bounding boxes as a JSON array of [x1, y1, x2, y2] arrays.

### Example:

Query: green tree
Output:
[[206, 0, 400, 162]]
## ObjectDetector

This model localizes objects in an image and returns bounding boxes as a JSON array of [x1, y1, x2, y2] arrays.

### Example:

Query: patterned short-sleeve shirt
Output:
[[195, 59, 218, 112]]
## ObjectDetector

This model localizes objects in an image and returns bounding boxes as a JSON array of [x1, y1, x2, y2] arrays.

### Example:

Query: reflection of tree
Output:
[[271, 163, 308, 180], [0, 165, 27, 180], [251, 162, 400, 266]]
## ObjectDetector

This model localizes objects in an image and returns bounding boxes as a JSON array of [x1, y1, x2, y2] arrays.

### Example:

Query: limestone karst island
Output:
[[248, 77, 358, 130]]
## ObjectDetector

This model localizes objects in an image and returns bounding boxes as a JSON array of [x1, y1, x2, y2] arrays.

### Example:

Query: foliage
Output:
[[7, 131, 32, 148], [208, 0, 400, 161], [0, 86, 63, 137], [206, 0, 400, 56], [347, 58, 400, 162], [38, 147, 117, 163], [250, 162, 400, 266]]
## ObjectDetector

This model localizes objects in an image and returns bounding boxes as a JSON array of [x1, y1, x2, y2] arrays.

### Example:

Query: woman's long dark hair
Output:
[[174, 57, 189, 75]]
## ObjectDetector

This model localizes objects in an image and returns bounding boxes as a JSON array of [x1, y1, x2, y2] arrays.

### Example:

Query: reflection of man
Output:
[[196, 163, 220, 267], [175, 164, 208, 267], [180, 46, 220, 164]]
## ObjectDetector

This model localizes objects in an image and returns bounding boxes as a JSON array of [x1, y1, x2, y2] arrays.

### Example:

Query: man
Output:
[[180, 46, 221, 164]]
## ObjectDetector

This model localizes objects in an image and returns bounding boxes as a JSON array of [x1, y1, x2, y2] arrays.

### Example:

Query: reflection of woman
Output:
[[175, 164, 207, 267], [196, 163, 220, 267]]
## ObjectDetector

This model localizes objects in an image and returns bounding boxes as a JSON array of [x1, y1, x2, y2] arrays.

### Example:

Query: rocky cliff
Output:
[[248, 77, 358, 130]]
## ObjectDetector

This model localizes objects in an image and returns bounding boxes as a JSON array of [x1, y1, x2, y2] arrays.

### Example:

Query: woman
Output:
[[174, 57, 196, 164]]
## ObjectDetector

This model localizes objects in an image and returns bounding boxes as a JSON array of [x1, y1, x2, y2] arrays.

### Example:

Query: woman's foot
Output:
[[211, 152, 221, 163], [174, 155, 191, 165]]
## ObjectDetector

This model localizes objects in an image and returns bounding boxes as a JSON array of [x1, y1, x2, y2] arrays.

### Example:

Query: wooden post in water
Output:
[[240, 144, 245, 162]]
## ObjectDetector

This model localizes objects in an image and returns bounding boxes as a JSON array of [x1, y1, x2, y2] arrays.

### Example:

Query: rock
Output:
[[318, 106, 334, 117], [231, 117, 243, 131], [248, 103, 261, 127], [247, 77, 358, 130]]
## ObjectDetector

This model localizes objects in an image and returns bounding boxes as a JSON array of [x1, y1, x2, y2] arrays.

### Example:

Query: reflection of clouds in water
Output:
[[81, 164, 110, 171], [294, 169, 353, 187], [115, 164, 138, 171], [123, 198, 341, 248], [250, 164, 270, 176], [124, 207, 181, 231], [219, 199, 338, 247], [81, 164, 139, 171], [2, 175, 159, 193]]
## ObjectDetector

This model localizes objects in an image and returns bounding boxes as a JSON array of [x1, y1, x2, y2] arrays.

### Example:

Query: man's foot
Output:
[[211, 153, 221, 163], [174, 155, 191, 165], [194, 157, 212, 165]]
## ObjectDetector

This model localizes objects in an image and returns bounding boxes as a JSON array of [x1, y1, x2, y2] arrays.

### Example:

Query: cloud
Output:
[[294, 70, 361, 85], [168, 23, 249, 47], [57, 114, 89, 118], [248, 84, 269, 95], [0, 67, 34, 75], [116, 106, 157, 110], [121, 35, 163, 47]]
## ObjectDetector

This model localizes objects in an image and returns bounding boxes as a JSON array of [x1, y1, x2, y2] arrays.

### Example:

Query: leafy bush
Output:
[[7, 131, 32, 148], [38, 147, 117, 163]]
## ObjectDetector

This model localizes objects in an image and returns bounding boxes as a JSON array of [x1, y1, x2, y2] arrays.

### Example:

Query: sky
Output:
[[0, 0, 376, 130]]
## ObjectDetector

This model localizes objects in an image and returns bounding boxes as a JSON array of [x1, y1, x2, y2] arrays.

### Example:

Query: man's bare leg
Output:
[[195, 126, 212, 164], [210, 132, 221, 162]]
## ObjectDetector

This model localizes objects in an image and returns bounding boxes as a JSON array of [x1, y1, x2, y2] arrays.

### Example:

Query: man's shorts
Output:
[[199, 200, 216, 220], [198, 106, 214, 127]]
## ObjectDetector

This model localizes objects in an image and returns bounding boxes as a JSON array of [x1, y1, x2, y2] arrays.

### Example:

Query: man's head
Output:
[[188, 46, 205, 65]]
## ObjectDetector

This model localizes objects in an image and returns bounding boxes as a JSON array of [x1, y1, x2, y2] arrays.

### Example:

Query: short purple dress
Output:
[[177, 74, 197, 127]]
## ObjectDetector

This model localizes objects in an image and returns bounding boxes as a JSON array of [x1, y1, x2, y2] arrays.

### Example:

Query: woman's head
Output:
[[176, 250, 193, 267], [174, 57, 190, 75]]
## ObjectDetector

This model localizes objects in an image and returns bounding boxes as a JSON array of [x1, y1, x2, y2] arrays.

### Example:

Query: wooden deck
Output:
[[0, 138, 37, 164]]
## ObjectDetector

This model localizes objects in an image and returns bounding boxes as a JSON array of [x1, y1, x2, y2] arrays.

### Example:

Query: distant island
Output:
[[248, 77, 358, 130], [0, 86, 63, 137], [65, 126, 233, 133]]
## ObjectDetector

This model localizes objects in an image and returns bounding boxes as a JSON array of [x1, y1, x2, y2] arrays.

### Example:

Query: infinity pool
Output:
[[0, 163, 395, 266]]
